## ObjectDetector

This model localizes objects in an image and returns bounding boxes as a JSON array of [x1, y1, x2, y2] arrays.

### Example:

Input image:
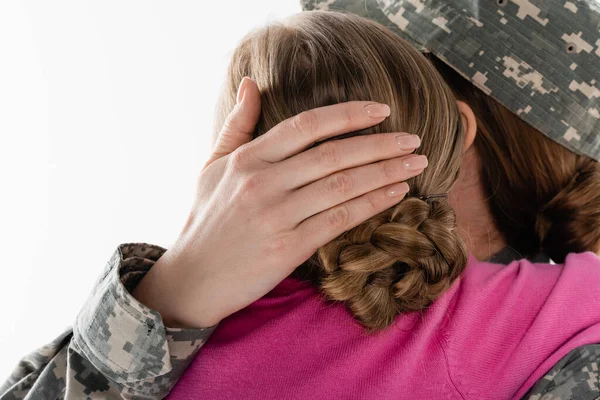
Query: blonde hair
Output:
[[216, 11, 468, 332]]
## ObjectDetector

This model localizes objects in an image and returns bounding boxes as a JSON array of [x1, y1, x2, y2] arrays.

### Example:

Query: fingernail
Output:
[[386, 182, 410, 197], [364, 103, 391, 119], [396, 134, 421, 150], [237, 77, 249, 105], [403, 154, 428, 170]]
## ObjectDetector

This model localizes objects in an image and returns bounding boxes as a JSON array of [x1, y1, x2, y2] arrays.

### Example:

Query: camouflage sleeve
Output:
[[0, 243, 217, 400], [523, 344, 600, 400]]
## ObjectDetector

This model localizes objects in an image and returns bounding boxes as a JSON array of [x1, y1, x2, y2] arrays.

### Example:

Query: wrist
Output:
[[131, 252, 220, 329]]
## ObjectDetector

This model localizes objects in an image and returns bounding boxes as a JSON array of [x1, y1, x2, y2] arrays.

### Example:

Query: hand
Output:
[[132, 77, 427, 328]]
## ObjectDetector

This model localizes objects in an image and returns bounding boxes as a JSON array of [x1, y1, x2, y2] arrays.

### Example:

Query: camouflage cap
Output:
[[300, 0, 600, 161]]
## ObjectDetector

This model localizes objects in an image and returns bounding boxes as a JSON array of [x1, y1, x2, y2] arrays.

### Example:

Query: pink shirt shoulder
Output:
[[168, 251, 600, 400], [445, 251, 600, 398]]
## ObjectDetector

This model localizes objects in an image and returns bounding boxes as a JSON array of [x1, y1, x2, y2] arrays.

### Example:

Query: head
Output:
[[296, 2, 600, 264], [216, 10, 470, 331], [425, 54, 600, 264]]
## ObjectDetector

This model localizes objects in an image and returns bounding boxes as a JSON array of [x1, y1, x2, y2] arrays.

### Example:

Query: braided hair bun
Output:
[[316, 197, 467, 331]]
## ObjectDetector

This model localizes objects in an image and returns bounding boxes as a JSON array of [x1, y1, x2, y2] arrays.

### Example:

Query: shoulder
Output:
[[441, 252, 600, 398], [522, 344, 600, 400], [458, 251, 600, 296], [448, 251, 600, 333]]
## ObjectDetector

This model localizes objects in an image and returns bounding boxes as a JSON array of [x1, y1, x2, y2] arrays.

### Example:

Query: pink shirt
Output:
[[168, 252, 600, 399]]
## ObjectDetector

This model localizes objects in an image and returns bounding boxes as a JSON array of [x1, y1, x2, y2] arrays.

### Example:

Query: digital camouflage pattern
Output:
[[0, 243, 598, 399], [0, 243, 216, 399], [302, 0, 600, 161], [524, 344, 600, 400]]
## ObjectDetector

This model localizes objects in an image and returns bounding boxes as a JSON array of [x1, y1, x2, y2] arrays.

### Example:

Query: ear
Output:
[[456, 100, 477, 152]]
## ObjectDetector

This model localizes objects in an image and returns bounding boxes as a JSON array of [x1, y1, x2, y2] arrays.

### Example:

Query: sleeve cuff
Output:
[[73, 242, 217, 385]]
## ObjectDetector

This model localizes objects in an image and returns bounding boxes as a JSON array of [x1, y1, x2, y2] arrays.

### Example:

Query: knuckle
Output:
[[326, 172, 354, 194], [326, 204, 351, 229], [238, 173, 265, 200], [340, 107, 355, 129], [381, 159, 399, 180], [316, 141, 342, 166], [221, 117, 234, 134], [366, 191, 380, 211], [292, 110, 319, 135], [229, 148, 249, 170]]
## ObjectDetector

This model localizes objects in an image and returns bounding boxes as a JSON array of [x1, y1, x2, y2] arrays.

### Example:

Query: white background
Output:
[[0, 0, 301, 380]]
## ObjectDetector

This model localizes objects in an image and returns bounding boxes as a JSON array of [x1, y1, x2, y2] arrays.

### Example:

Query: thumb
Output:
[[206, 77, 261, 166]]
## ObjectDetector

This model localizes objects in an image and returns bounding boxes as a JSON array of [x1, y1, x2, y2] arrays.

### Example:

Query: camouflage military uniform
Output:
[[2, 0, 600, 399], [0, 243, 598, 399], [0, 243, 217, 400]]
